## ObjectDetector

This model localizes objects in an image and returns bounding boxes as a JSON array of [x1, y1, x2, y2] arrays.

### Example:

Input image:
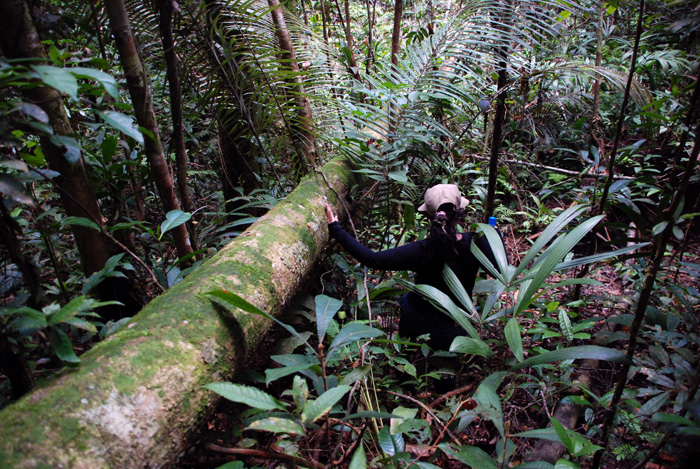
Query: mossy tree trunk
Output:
[[0, 158, 355, 468]]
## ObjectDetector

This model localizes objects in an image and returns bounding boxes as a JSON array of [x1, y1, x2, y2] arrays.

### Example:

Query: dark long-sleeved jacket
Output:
[[328, 221, 498, 320]]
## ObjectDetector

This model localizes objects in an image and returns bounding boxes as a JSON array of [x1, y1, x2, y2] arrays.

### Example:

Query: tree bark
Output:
[[484, 0, 512, 221], [0, 0, 112, 278], [156, 0, 196, 244], [104, 0, 193, 260], [334, 0, 361, 81], [0, 157, 356, 467], [268, 0, 318, 172], [390, 0, 403, 68], [484, 62, 508, 220]]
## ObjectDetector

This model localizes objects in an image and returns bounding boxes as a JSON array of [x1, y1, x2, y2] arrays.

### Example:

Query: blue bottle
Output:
[[488, 216, 497, 227]]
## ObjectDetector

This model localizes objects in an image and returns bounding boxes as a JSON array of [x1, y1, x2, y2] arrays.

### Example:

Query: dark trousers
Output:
[[398, 294, 465, 351]]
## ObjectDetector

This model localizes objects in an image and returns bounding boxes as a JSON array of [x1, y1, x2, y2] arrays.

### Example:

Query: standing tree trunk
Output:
[[268, 0, 317, 173], [484, 0, 512, 221], [104, 0, 193, 260], [156, 0, 198, 250], [484, 63, 507, 221], [0, 0, 112, 278], [334, 0, 361, 81], [390, 0, 403, 68], [365, 0, 376, 76]]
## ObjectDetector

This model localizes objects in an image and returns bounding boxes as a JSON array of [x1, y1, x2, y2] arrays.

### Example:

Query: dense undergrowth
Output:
[[175, 199, 700, 468], [1, 0, 699, 467]]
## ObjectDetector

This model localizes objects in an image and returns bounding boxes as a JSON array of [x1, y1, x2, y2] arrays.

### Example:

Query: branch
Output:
[[206, 444, 325, 469], [472, 156, 634, 180]]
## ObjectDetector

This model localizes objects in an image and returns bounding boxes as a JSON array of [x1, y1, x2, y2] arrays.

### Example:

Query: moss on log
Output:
[[0, 158, 355, 468]]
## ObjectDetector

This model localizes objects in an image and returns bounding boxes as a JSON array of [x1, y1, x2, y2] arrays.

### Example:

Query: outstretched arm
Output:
[[326, 205, 427, 271]]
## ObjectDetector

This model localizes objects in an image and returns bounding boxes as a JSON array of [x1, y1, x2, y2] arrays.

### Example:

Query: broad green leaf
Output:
[[512, 427, 562, 442], [515, 462, 555, 469], [637, 391, 670, 416], [49, 135, 81, 164], [343, 411, 398, 420], [265, 364, 313, 386], [559, 310, 574, 342], [651, 413, 695, 425], [550, 417, 573, 453], [510, 345, 631, 370], [514, 205, 589, 278], [450, 336, 493, 358], [83, 254, 127, 294], [339, 365, 372, 386], [63, 216, 101, 232], [437, 443, 498, 468], [348, 442, 367, 469], [6, 307, 47, 335], [475, 378, 504, 437], [378, 426, 405, 456], [19, 102, 48, 123], [515, 216, 603, 315], [70, 67, 119, 100], [554, 243, 650, 271], [390, 406, 418, 434], [388, 170, 408, 182], [100, 317, 132, 339], [473, 225, 510, 282], [33, 65, 78, 100], [505, 317, 523, 361], [0, 174, 33, 205], [159, 210, 192, 240], [48, 296, 91, 325], [63, 317, 97, 333], [96, 110, 144, 145], [291, 375, 308, 411], [247, 417, 304, 435], [327, 322, 383, 358], [217, 462, 246, 469], [208, 290, 311, 351], [554, 460, 579, 469], [301, 385, 351, 423], [443, 265, 478, 315], [315, 294, 343, 343], [50, 327, 80, 364], [205, 382, 285, 411]]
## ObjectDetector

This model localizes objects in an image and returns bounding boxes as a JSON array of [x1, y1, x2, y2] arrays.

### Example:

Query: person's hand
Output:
[[325, 203, 338, 224]]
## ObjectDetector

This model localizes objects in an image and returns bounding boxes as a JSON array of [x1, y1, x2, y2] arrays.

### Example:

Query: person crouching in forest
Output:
[[325, 184, 503, 390]]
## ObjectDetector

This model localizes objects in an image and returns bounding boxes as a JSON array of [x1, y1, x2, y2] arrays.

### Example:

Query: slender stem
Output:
[[595, 0, 645, 215]]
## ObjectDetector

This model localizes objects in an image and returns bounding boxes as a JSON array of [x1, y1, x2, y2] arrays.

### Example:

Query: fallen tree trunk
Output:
[[0, 158, 355, 468]]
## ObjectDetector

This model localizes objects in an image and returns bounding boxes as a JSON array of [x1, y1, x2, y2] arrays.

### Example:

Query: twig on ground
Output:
[[429, 383, 475, 409], [206, 444, 326, 469]]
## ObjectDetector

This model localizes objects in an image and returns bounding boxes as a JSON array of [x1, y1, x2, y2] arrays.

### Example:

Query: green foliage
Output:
[[1, 296, 119, 365]]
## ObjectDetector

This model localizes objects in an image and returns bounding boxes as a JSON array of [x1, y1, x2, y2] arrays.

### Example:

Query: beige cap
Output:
[[417, 184, 469, 217]]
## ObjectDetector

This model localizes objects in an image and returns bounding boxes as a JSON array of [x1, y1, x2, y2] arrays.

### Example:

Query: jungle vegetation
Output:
[[0, 0, 699, 467]]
